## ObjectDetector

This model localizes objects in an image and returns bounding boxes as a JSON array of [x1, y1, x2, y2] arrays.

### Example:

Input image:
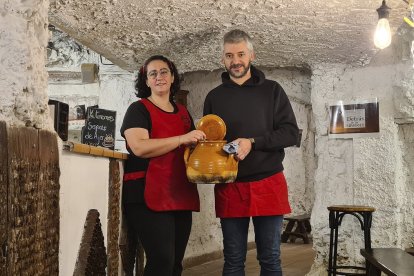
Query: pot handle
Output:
[[184, 146, 191, 166]]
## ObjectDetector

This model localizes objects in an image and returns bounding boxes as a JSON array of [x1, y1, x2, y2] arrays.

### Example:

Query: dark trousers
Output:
[[124, 203, 192, 276]]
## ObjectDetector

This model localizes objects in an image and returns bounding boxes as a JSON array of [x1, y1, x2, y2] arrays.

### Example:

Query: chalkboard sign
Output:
[[81, 108, 116, 150]]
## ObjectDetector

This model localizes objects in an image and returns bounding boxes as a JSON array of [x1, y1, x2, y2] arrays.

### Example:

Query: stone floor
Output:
[[183, 243, 315, 276]]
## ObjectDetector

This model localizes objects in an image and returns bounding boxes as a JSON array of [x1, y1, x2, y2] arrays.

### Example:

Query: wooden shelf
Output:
[[63, 141, 128, 160]]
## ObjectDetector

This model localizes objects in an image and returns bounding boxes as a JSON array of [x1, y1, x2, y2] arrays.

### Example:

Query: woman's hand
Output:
[[179, 130, 206, 146]]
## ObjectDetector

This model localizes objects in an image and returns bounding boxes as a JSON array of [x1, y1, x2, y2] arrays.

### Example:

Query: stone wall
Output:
[[0, 0, 51, 129], [307, 60, 414, 274]]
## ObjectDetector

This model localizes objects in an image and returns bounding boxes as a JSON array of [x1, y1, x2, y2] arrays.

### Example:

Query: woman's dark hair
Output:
[[135, 55, 180, 100]]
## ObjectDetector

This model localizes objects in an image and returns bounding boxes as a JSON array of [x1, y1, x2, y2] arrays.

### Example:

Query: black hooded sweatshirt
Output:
[[203, 66, 299, 182]]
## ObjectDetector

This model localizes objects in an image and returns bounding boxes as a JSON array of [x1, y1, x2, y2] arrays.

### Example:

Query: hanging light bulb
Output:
[[374, 0, 392, 49]]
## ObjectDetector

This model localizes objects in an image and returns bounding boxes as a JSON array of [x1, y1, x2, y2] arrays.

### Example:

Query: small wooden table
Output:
[[360, 248, 414, 276], [281, 214, 311, 244]]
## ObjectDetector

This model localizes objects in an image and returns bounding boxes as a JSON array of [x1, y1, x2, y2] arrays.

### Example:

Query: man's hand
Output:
[[233, 138, 253, 161]]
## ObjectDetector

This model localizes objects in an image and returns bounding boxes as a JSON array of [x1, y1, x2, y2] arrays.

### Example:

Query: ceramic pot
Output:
[[184, 140, 238, 184]]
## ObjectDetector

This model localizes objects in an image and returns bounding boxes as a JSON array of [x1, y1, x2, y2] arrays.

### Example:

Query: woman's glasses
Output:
[[147, 68, 171, 80]]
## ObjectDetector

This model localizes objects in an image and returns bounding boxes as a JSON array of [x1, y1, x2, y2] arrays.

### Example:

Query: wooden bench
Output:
[[281, 214, 311, 244], [360, 248, 414, 276]]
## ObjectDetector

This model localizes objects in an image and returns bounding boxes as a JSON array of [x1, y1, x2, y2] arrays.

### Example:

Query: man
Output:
[[203, 29, 299, 276]]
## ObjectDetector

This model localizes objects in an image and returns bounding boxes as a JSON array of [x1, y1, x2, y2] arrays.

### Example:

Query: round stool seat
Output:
[[327, 205, 375, 275], [327, 205, 375, 212]]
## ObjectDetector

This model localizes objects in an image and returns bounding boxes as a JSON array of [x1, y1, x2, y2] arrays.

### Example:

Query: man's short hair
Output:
[[223, 29, 254, 52]]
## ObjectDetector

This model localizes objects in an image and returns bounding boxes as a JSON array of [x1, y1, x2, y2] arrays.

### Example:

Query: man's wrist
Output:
[[248, 138, 255, 149]]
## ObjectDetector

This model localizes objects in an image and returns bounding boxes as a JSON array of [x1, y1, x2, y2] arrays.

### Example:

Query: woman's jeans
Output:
[[221, 215, 284, 276]]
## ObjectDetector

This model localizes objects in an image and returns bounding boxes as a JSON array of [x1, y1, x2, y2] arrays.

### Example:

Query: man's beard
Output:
[[226, 61, 251, 79]]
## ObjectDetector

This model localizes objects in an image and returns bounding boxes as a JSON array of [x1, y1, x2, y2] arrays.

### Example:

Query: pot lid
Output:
[[196, 114, 226, 140]]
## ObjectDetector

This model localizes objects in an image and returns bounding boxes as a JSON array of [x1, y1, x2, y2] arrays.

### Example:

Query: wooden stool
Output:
[[327, 205, 375, 276], [281, 214, 311, 244]]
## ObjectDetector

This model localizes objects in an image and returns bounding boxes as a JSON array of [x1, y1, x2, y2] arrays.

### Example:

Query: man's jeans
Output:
[[221, 215, 284, 276]]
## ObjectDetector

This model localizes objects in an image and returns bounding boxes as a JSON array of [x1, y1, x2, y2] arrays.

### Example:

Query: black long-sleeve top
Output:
[[203, 66, 299, 182]]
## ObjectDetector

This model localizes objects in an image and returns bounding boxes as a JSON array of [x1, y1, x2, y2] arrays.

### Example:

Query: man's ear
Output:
[[250, 51, 256, 62]]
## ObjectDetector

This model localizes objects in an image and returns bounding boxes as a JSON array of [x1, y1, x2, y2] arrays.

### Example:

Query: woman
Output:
[[121, 55, 206, 276]]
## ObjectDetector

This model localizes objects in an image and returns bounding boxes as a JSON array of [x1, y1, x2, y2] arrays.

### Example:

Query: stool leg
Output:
[[281, 221, 295, 243], [362, 212, 373, 250], [360, 211, 373, 276], [297, 221, 310, 244], [304, 219, 312, 233], [332, 213, 340, 276], [328, 211, 336, 276]]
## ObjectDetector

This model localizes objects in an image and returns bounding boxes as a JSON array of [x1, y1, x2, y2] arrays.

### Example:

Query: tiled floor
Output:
[[183, 243, 315, 276]]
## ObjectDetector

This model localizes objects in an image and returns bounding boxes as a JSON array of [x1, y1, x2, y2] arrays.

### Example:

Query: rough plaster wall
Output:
[[46, 30, 136, 150], [59, 150, 109, 275], [47, 28, 98, 68], [98, 70, 136, 151], [181, 70, 223, 120], [397, 125, 414, 246], [392, 61, 414, 248], [0, 0, 51, 129], [48, 83, 100, 107], [46, 28, 101, 110], [285, 101, 315, 215], [187, 185, 223, 258], [307, 62, 414, 275], [48, 0, 408, 72]]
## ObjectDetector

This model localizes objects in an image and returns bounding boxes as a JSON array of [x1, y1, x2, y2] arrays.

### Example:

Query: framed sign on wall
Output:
[[329, 98, 379, 139]]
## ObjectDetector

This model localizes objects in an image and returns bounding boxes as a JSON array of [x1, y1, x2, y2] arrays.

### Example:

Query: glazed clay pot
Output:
[[184, 140, 238, 184]]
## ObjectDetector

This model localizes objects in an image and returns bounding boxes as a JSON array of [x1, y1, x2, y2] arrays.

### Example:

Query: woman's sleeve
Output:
[[120, 102, 151, 138]]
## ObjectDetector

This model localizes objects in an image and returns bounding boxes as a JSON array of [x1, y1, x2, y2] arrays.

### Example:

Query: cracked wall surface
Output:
[[0, 0, 52, 129], [307, 58, 414, 274], [48, 0, 408, 72]]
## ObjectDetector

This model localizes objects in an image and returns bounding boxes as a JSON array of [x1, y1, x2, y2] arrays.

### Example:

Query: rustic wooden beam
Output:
[[107, 159, 121, 275], [5, 127, 60, 275], [0, 121, 8, 275], [63, 141, 127, 160]]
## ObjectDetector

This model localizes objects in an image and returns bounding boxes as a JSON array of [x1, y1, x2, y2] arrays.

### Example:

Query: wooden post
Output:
[[5, 126, 59, 275], [0, 122, 8, 275], [107, 160, 121, 275]]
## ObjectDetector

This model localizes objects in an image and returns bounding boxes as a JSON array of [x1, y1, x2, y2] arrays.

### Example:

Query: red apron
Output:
[[141, 99, 200, 212], [214, 171, 291, 218]]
